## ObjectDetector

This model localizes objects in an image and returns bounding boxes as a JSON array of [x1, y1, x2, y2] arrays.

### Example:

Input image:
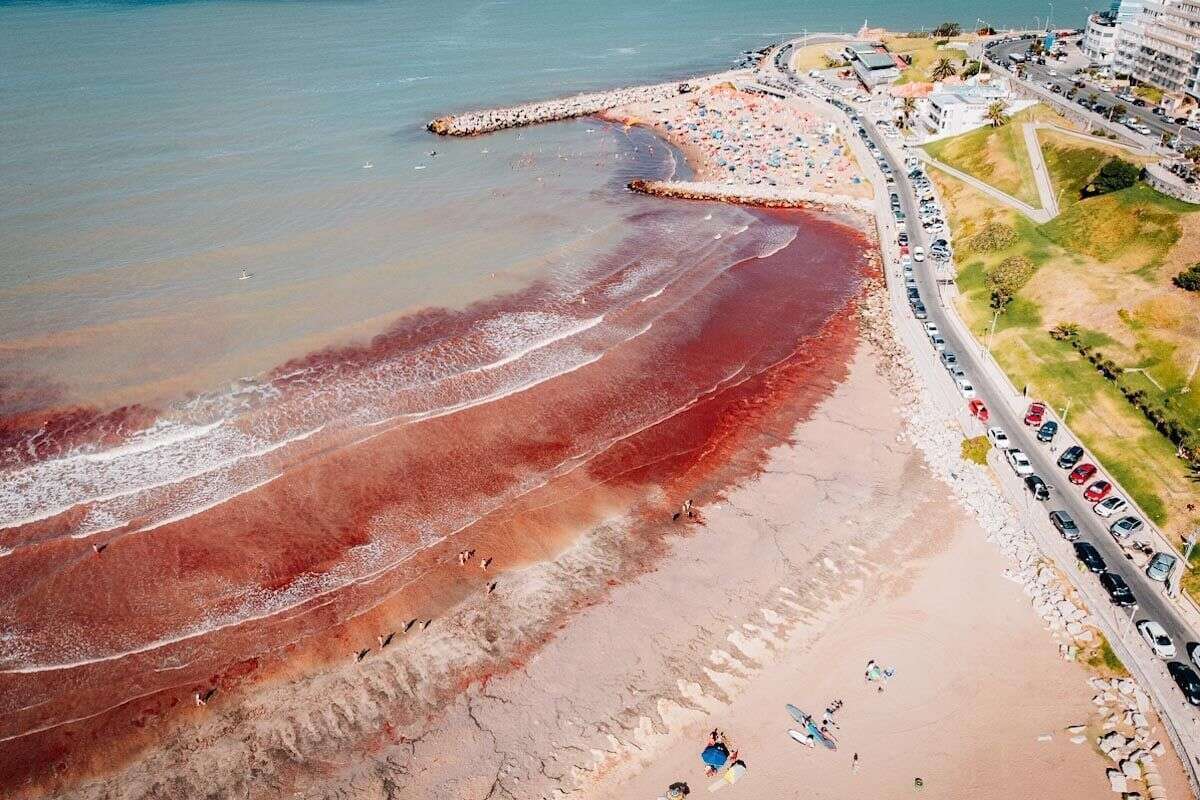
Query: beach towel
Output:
[[706, 762, 747, 792]]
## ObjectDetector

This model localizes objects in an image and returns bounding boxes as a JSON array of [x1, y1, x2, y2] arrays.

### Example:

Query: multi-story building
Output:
[[1112, 0, 1200, 100], [1083, 11, 1121, 64]]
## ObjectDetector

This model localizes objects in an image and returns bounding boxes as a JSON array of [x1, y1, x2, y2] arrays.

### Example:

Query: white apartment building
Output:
[[920, 82, 1034, 137], [1112, 0, 1200, 100], [1083, 12, 1120, 64]]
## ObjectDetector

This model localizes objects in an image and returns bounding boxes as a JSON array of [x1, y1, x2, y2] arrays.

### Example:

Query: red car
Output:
[[968, 399, 989, 422], [1084, 480, 1113, 502], [1024, 401, 1047, 426], [1068, 463, 1097, 485]]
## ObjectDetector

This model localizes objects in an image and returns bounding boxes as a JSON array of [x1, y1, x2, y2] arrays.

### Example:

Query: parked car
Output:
[[940, 351, 958, 369], [1024, 401, 1047, 426], [954, 375, 975, 396], [987, 427, 1010, 448], [1050, 510, 1080, 540], [1037, 420, 1058, 442], [1085, 481, 1115, 503], [1146, 552, 1178, 583], [1006, 448, 1034, 475], [1138, 620, 1177, 659], [913, 304, 928, 320], [1024, 474, 1050, 501], [912, 246, 926, 262], [1095, 497, 1129, 519], [1100, 572, 1137, 606], [1057, 445, 1085, 469], [1110, 515, 1145, 539], [968, 399, 989, 421], [1169, 662, 1200, 706], [931, 335, 947, 352], [1068, 463, 1097, 484], [923, 322, 940, 338], [1074, 541, 1106, 572], [897, 232, 909, 246]]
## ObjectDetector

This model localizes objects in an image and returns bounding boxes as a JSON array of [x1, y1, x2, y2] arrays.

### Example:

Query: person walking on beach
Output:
[[852, 752, 859, 773]]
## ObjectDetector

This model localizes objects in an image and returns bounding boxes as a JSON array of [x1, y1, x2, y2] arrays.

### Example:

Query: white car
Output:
[[923, 322, 940, 338], [913, 247, 926, 262], [987, 427, 1010, 448], [1006, 448, 1034, 476], [1137, 620, 1176, 659], [1094, 496, 1128, 518], [931, 335, 947, 352], [955, 376, 976, 398]]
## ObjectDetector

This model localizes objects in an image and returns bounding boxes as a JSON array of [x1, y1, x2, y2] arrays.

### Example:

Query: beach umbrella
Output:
[[701, 744, 729, 769]]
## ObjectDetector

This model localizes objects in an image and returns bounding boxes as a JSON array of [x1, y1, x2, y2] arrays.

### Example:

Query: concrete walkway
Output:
[[914, 149, 1055, 224], [1022, 122, 1059, 218], [1030, 122, 1155, 158]]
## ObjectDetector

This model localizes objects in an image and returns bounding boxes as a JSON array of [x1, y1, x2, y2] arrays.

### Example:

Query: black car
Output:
[[1100, 572, 1136, 606], [1050, 510, 1080, 540], [1057, 445, 1085, 469], [1037, 420, 1059, 443], [1074, 541, 1106, 572], [1169, 662, 1200, 706], [1024, 474, 1050, 501]]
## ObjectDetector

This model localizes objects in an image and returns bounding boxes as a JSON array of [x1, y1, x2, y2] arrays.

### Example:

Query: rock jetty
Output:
[[428, 77, 728, 136], [628, 178, 873, 214]]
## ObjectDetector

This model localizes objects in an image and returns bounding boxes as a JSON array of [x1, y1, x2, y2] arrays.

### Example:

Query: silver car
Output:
[[1146, 552, 1178, 583], [1110, 516, 1145, 539]]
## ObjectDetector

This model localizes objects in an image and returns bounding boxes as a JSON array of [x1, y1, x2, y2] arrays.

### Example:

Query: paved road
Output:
[[761, 38, 1200, 790], [985, 35, 1200, 150]]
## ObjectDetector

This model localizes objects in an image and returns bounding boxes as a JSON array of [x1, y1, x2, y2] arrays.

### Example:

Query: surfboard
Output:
[[785, 704, 836, 750], [788, 728, 815, 747], [707, 762, 747, 792], [785, 704, 809, 725]]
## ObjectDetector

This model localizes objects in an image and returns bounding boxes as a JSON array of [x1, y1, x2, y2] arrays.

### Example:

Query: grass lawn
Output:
[[923, 106, 1066, 207], [1082, 632, 1129, 677], [883, 35, 969, 84], [931, 138, 1200, 541]]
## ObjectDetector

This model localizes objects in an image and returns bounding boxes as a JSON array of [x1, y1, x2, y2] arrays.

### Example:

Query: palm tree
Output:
[[1088, 92, 1099, 104], [931, 57, 957, 81], [985, 101, 1010, 128], [1111, 102, 1128, 121], [901, 96, 917, 126]]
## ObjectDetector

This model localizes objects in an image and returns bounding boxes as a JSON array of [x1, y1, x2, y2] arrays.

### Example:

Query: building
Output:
[[1112, 0, 1200, 100], [844, 43, 902, 87], [1083, 11, 1120, 64], [920, 81, 1033, 137]]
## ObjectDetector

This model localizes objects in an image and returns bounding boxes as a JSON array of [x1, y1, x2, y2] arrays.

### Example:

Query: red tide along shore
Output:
[[0, 207, 875, 796]]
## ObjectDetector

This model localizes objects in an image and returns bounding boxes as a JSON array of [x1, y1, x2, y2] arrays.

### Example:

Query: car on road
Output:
[[1073, 541, 1107, 572], [1100, 572, 1137, 606], [968, 399, 989, 421], [1068, 463, 1097, 484], [923, 322, 940, 338], [1037, 420, 1058, 442], [897, 232, 908, 246], [1050, 510, 1080, 540], [1006, 448, 1035, 476], [912, 304, 928, 320], [954, 375, 974, 396], [1170, 661, 1200, 705], [1085, 481, 1115, 503], [1057, 445, 1085, 469], [940, 351, 957, 368], [1110, 515, 1145, 539], [1024, 474, 1050, 501], [1138, 620, 1177, 659], [912, 246, 925, 262], [987, 427, 1010, 448], [1146, 552, 1178, 583], [1024, 401, 1047, 426], [1093, 494, 1127, 517], [931, 335, 947, 352]]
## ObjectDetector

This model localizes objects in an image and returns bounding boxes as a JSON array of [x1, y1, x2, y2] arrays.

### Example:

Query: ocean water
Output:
[[0, 0, 1094, 783]]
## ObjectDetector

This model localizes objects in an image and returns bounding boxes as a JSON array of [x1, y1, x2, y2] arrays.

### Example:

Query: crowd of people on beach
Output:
[[626, 86, 866, 197]]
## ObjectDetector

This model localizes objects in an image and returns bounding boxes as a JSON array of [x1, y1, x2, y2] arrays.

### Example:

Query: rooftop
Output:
[[858, 52, 900, 70]]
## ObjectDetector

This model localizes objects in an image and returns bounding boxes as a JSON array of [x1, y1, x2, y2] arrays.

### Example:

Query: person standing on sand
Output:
[[852, 752, 859, 773]]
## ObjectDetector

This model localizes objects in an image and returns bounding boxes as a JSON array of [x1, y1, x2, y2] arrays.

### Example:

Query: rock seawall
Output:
[[427, 75, 734, 136], [627, 178, 873, 214]]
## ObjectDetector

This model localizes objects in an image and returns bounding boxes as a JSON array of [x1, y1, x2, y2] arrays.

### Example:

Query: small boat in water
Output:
[[238, 269, 253, 281]]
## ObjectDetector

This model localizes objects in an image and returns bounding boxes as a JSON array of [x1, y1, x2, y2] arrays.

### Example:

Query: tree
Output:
[[901, 96, 917, 123], [1174, 263, 1200, 291], [1088, 92, 1099, 104], [932, 21, 962, 37], [1086, 158, 1141, 195], [1184, 145, 1200, 164], [960, 59, 982, 78], [1049, 322, 1081, 341], [1111, 102, 1128, 121], [985, 101, 1010, 127], [931, 57, 957, 81]]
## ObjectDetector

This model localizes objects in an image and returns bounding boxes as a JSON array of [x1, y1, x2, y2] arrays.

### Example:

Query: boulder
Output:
[[1149, 742, 1165, 757], [1118, 679, 1136, 695], [1066, 725, 1087, 734], [1120, 759, 1141, 780], [1132, 713, 1148, 729], [1108, 770, 1129, 793], [1070, 735, 1088, 744]]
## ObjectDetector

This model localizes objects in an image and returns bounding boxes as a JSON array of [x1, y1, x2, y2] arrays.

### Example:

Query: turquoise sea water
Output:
[[0, 0, 1096, 409]]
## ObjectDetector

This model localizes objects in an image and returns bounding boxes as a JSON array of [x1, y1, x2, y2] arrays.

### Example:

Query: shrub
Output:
[[1049, 322, 1081, 341], [961, 436, 990, 466], [960, 60, 982, 78], [932, 21, 962, 36], [1174, 263, 1200, 291], [986, 255, 1037, 307], [966, 221, 1017, 252], [1085, 158, 1141, 197]]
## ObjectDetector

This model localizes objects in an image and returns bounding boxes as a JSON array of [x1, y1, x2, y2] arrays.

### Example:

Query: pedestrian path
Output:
[[914, 149, 1055, 224], [1022, 123, 1059, 218]]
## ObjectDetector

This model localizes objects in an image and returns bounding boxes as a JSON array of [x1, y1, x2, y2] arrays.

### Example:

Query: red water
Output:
[[0, 205, 872, 792]]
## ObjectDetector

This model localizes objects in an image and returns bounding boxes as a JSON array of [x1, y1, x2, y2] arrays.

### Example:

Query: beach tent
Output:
[[701, 743, 730, 769]]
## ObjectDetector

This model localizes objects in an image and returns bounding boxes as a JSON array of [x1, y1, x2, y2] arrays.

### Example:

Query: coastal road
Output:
[[763, 39, 1200, 788], [857, 96, 1200, 790], [984, 35, 1200, 150]]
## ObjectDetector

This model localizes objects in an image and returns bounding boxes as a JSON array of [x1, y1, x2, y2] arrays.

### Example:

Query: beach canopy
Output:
[[701, 743, 729, 768]]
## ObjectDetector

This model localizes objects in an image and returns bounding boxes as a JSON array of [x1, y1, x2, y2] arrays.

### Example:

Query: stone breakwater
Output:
[[427, 75, 735, 136], [628, 178, 873, 214]]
